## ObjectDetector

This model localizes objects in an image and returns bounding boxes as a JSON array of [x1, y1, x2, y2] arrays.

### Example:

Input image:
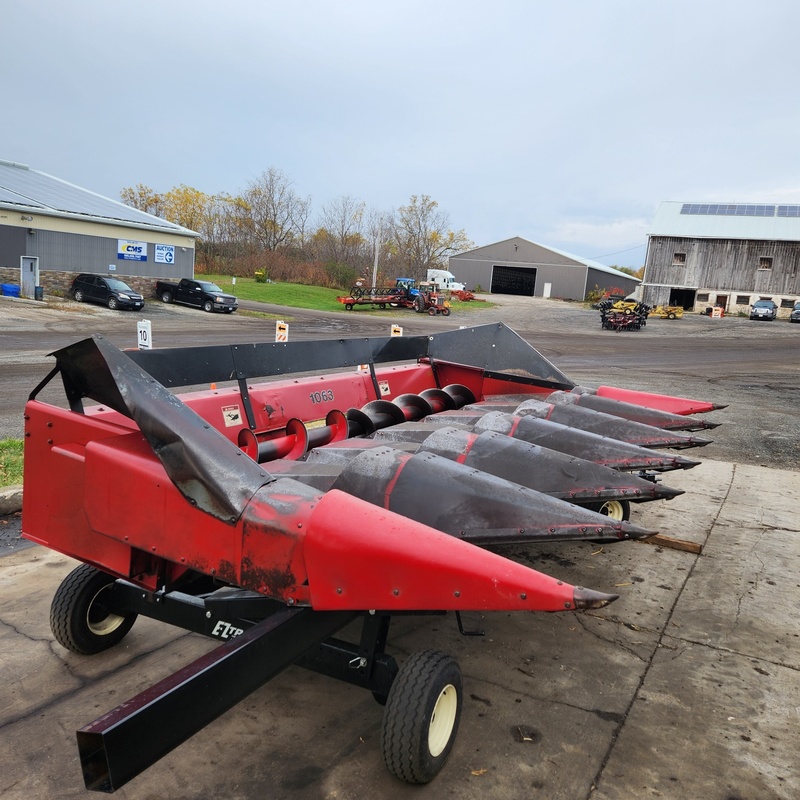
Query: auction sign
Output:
[[155, 244, 175, 264], [118, 239, 148, 261]]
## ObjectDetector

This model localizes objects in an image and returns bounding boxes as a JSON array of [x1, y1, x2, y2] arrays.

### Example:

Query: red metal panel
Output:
[[303, 489, 579, 612], [594, 386, 718, 416], [22, 402, 141, 576]]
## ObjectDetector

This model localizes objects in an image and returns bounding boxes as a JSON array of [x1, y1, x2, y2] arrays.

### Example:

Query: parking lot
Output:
[[1, 294, 798, 799]]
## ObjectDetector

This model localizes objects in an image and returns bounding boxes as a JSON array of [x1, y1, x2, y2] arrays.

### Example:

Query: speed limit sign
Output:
[[137, 319, 152, 350]]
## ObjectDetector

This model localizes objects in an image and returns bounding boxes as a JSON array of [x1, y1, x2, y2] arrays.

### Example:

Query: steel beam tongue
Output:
[[511, 398, 711, 449], [327, 446, 656, 544], [473, 412, 701, 472], [545, 390, 720, 431], [49, 335, 273, 523]]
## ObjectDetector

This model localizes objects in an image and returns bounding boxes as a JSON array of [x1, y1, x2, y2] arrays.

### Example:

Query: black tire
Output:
[[414, 297, 425, 314], [203, 300, 214, 313], [586, 499, 631, 522], [441, 307, 451, 317], [74, 289, 85, 302], [381, 650, 462, 784], [345, 303, 353, 311], [667, 312, 676, 319], [107, 296, 119, 310], [50, 563, 137, 654], [379, 303, 386, 310], [161, 291, 173, 303]]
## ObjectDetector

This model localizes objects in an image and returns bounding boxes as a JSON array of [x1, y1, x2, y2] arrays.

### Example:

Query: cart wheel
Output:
[[381, 650, 462, 784], [50, 563, 137, 654], [441, 307, 451, 316], [587, 499, 631, 521], [345, 303, 353, 311], [668, 312, 676, 319], [379, 303, 386, 310]]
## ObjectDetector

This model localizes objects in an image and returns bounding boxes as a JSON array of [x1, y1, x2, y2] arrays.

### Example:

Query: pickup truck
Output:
[[156, 278, 238, 313]]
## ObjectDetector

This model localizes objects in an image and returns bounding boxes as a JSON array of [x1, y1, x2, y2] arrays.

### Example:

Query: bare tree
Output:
[[314, 195, 367, 266], [241, 167, 311, 252]]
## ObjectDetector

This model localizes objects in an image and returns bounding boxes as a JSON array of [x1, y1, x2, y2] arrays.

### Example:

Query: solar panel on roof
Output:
[[0, 162, 186, 230], [777, 205, 800, 217], [0, 186, 45, 207], [680, 203, 777, 216]]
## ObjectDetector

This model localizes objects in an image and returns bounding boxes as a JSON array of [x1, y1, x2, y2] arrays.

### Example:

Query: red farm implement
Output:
[[21, 323, 724, 792], [336, 283, 413, 311]]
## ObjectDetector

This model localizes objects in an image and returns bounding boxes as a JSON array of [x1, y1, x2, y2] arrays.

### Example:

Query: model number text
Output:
[[309, 389, 335, 404]]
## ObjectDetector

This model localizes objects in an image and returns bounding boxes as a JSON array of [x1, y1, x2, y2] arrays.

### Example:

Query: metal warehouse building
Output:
[[0, 159, 196, 299], [642, 201, 800, 317], [448, 236, 640, 300]]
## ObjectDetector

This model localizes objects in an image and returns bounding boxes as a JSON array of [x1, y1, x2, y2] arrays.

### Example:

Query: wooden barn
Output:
[[448, 236, 639, 300], [642, 201, 800, 317]]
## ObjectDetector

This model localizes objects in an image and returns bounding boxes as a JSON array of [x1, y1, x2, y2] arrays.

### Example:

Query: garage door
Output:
[[491, 265, 536, 296]]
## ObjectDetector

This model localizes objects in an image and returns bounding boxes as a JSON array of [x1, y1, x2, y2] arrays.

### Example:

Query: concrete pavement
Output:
[[0, 458, 798, 799]]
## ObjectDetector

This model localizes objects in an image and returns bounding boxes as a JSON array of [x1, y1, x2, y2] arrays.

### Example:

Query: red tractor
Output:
[[413, 281, 451, 315]]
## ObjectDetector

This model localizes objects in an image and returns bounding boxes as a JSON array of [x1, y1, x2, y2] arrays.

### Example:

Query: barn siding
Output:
[[643, 235, 800, 314]]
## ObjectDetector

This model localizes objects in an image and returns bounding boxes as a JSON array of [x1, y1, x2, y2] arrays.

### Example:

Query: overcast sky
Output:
[[3, 1, 798, 267]]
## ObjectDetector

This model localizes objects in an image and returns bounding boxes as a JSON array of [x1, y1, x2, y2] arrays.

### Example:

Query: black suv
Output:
[[71, 274, 145, 311]]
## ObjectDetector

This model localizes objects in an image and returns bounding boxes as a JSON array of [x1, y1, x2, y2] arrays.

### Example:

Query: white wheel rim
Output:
[[599, 500, 625, 520], [428, 683, 458, 757], [86, 586, 126, 636]]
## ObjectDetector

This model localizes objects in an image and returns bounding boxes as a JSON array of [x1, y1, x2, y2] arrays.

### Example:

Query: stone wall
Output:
[[0, 268, 160, 300]]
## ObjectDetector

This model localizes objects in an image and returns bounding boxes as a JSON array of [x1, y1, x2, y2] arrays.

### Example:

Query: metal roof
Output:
[[0, 159, 197, 236], [456, 237, 640, 282], [649, 201, 800, 241]]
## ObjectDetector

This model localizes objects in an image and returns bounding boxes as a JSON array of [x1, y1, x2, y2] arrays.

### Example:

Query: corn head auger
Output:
[[22, 323, 724, 792]]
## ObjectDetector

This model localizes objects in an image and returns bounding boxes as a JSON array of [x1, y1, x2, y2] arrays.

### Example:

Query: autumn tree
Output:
[[159, 185, 209, 234], [120, 177, 474, 285], [120, 184, 163, 217], [389, 195, 473, 279]]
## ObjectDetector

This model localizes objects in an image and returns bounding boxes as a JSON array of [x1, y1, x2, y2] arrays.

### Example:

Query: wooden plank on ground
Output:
[[639, 534, 703, 554]]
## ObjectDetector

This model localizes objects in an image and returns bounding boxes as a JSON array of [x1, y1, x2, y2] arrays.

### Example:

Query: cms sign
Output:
[[118, 239, 148, 261]]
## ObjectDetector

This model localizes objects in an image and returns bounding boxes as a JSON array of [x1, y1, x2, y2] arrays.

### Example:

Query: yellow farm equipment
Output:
[[650, 305, 684, 320]]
